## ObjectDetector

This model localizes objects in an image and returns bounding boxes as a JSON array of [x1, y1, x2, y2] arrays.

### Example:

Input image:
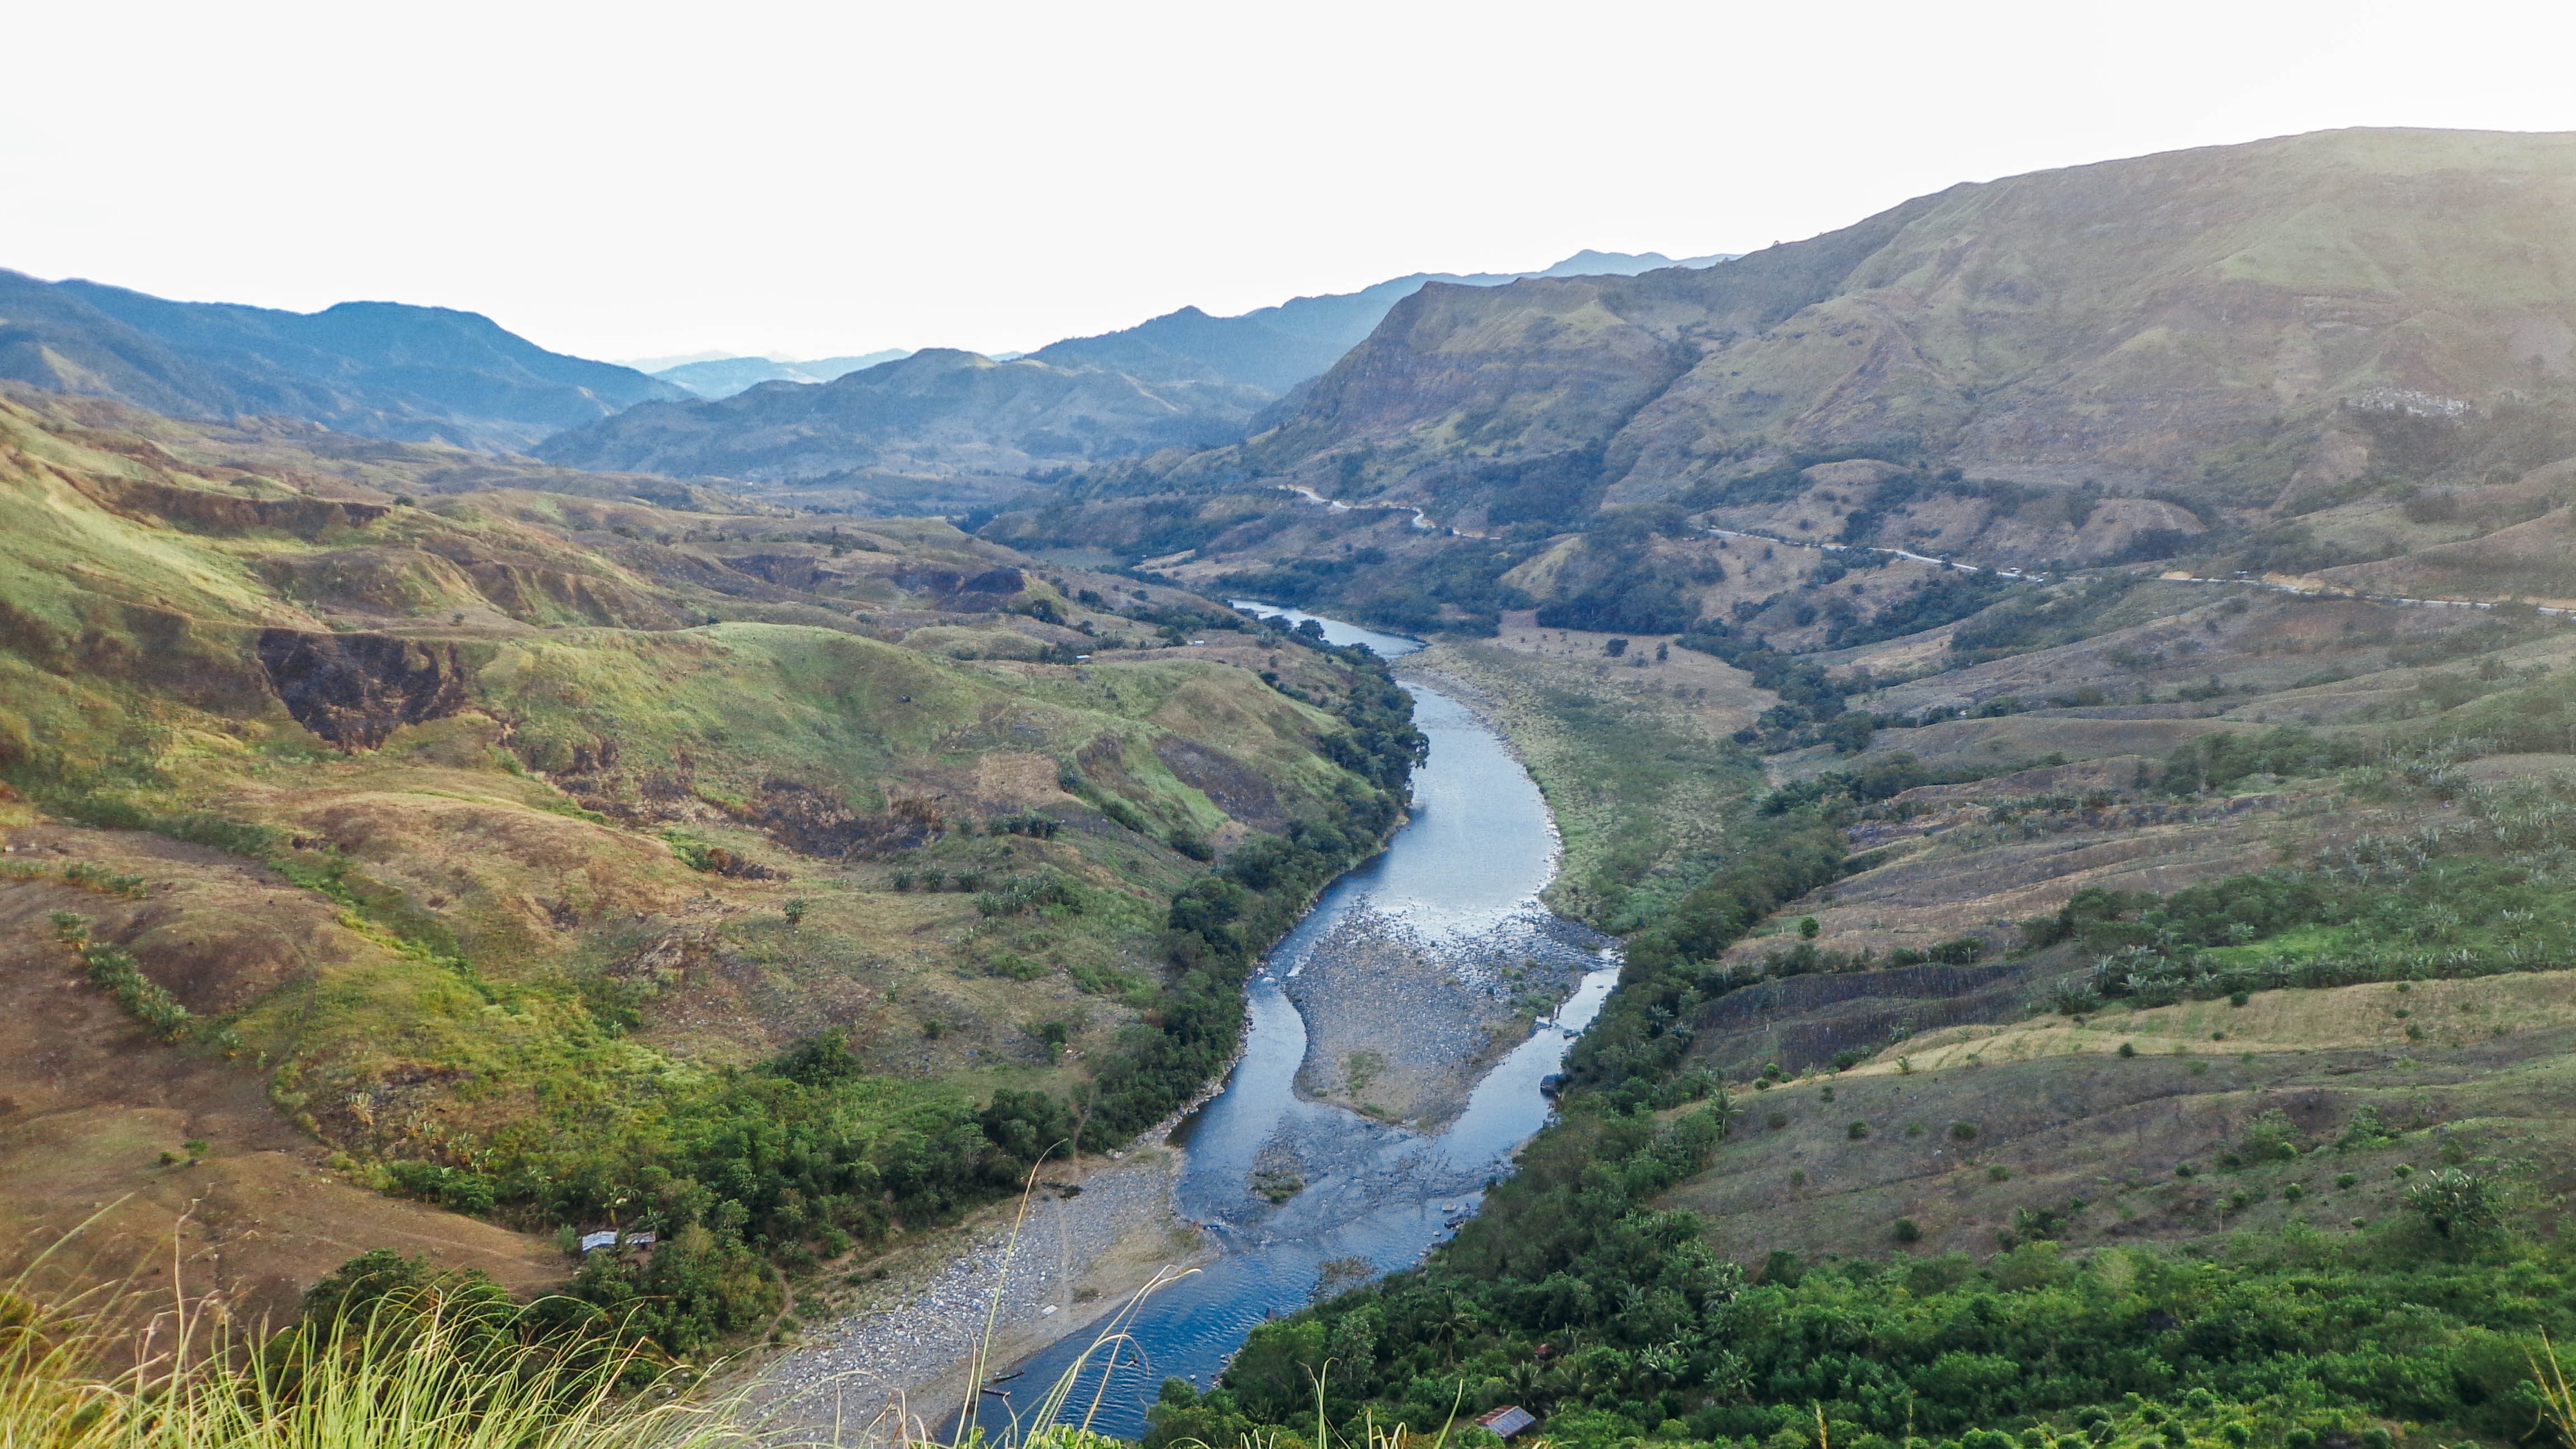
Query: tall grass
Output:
[[0, 1259, 750, 1449], [0, 1179, 1198, 1449]]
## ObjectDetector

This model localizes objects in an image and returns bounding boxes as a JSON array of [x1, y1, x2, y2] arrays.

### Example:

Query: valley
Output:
[[9, 121, 2576, 1449]]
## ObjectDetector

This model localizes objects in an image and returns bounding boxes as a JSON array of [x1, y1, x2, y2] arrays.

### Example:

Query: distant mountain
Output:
[[0, 271, 682, 451], [653, 351, 912, 400], [1150, 130, 2576, 526], [536, 348, 1268, 512], [1031, 250, 1730, 393], [617, 349, 740, 372], [537, 251, 1731, 510]]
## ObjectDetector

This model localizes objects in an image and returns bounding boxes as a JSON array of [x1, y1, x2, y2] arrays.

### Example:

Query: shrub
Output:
[[2406, 1167, 2500, 1238], [1893, 1217, 1921, 1243]]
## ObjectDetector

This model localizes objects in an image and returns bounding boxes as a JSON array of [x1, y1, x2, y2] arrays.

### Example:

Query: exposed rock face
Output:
[[256, 630, 469, 749], [69, 473, 389, 537], [1196, 129, 2576, 517]]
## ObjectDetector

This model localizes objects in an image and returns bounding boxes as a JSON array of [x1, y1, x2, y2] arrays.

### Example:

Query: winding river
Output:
[[962, 607, 1620, 1440]]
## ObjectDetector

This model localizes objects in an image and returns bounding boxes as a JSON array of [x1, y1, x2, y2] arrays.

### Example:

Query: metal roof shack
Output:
[[1474, 1407, 1537, 1439]]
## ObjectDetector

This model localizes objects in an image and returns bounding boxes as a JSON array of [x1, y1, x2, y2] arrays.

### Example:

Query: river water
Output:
[[963, 607, 1618, 1441]]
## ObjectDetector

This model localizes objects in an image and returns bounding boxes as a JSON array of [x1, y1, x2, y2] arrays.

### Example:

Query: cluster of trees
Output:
[[1677, 631, 1864, 751], [1173, 1207, 2576, 1449], [1536, 512, 1705, 634]]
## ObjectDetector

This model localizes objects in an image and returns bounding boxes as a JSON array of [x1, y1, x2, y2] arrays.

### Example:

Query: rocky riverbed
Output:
[[749, 1145, 1206, 1442], [1282, 902, 1605, 1128]]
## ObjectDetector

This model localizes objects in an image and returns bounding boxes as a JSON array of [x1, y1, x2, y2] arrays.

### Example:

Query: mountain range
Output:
[[535, 250, 1732, 509], [1030, 249, 1732, 392], [650, 351, 914, 399], [0, 252, 1730, 500], [0, 271, 681, 451], [533, 347, 1274, 512]]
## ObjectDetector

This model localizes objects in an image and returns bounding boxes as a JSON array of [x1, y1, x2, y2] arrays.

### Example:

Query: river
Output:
[[959, 605, 1620, 1440]]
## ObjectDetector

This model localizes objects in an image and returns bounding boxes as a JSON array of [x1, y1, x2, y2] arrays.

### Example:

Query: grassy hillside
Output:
[[1182, 129, 2576, 514], [0, 383, 1422, 1356]]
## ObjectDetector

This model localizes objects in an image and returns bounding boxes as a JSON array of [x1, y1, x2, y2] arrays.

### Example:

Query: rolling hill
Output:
[[653, 351, 913, 399]]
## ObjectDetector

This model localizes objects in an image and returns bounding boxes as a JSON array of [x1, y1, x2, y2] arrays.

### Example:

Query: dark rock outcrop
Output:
[[257, 630, 468, 749]]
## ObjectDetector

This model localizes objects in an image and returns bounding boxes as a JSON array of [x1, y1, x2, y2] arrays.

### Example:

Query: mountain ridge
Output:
[[1157, 129, 2576, 528], [534, 346, 1272, 513], [1031, 249, 1732, 392], [0, 270, 682, 451]]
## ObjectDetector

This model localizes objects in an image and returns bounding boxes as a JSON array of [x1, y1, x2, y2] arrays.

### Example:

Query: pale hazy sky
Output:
[[6, 1, 2573, 364]]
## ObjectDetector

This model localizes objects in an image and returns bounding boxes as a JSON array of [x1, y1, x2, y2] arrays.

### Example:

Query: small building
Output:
[[1475, 1407, 1537, 1440]]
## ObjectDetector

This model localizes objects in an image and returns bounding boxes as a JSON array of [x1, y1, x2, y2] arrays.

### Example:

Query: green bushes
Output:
[[973, 869, 1085, 917], [2158, 726, 2358, 796], [78, 940, 192, 1041], [60, 861, 149, 898], [1204, 1208, 2576, 1449], [1575, 814, 1849, 1108]]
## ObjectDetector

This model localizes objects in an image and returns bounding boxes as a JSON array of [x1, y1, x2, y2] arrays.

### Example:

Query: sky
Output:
[[5, 0, 2575, 366]]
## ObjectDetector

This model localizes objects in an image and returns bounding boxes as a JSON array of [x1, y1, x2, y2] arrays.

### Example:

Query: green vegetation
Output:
[[1405, 637, 1760, 931], [2036, 768, 2576, 1012], [1180, 648, 2576, 1449]]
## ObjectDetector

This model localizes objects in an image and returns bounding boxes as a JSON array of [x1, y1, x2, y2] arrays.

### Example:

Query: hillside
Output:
[[534, 348, 1275, 514], [1081, 134, 2576, 1442], [0, 270, 681, 451], [1032, 250, 1730, 393], [0, 383, 1419, 1347], [1206, 129, 2576, 519]]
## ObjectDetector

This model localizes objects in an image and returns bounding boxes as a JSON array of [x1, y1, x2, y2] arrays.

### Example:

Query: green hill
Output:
[[0, 382, 1417, 1348]]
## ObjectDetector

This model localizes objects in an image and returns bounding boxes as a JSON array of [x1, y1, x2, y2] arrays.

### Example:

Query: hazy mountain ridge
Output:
[[1032, 249, 1732, 392], [0, 270, 682, 451], [652, 351, 913, 399], [538, 251, 1734, 513], [534, 347, 1272, 512], [1168, 130, 2576, 527]]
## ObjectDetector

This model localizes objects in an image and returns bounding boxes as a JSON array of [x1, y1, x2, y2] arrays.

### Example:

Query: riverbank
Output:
[[747, 1143, 1208, 1442], [1401, 628, 1767, 932]]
